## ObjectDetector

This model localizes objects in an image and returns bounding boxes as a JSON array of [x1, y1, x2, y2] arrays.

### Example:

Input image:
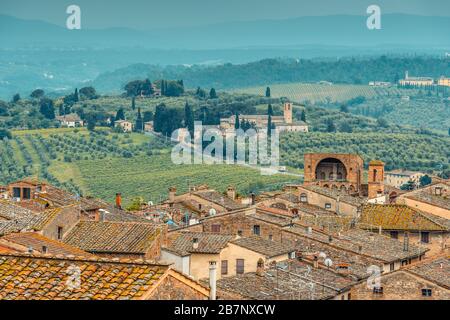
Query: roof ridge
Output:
[[0, 251, 171, 266]]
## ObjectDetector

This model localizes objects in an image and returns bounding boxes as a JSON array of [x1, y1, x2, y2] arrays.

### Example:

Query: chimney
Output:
[[42, 246, 48, 254], [358, 245, 363, 253], [403, 232, 409, 252], [168, 187, 177, 202], [256, 259, 265, 276], [209, 261, 217, 300], [192, 237, 199, 249], [226, 186, 236, 200], [313, 256, 319, 268], [27, 246, 33, 254], [328, 235, 333, 243], [307, 226, 312, 234], [115, 193, 122, 209]]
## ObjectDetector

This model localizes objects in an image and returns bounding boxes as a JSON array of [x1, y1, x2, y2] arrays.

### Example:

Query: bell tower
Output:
[[283, 102, 292, 124], [368, 160, 385, 200]]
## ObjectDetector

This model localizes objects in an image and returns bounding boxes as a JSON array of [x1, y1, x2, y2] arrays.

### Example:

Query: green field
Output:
[[235, 83, 404, 103], [71, 154, 301, 205], [0, 128, 300, 206]]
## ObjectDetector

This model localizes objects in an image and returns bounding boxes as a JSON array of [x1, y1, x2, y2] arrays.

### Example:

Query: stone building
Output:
[[398, 71, 434, 87], [351, 256, 449, 300], [114, 120, 133, 132], [161, 231, 295, 281], [303, 153, 365, 194], [385, 169, 425, 189], [397, 182, 450, 220], [219, 102, 308, 133], [359, 204, 449, 257]]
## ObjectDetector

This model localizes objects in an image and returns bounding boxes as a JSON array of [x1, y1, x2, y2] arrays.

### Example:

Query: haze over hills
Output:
[[1, 13, 450, 49], [0, 13, 449, 99]]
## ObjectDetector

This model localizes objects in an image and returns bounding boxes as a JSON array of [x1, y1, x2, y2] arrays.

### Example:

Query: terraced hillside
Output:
[[235, 83, 406, 103]]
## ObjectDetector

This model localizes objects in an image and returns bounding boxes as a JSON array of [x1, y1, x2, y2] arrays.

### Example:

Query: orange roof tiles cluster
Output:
[[0, 252, 171, 300]]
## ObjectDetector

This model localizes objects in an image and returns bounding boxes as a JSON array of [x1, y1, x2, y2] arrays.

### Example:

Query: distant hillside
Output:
[[91, 56, 450, 93], [1, 14, 449, 49]]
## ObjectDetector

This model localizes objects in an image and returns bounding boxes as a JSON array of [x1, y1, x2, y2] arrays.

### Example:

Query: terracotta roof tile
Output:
[[0, 253, 170, 300], [0, 233, 94, 257], [360, 204, 448, 231], [231, 236, 296, 258], [63, 221, 161, 254], [164, 232, 234, 256]]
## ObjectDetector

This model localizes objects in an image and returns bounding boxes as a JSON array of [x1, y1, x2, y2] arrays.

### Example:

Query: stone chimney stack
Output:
[[226, 186, 236, 200], [115, 193, 122, 209], [209, 261, 217, 300], [168, 187, 177, 202], [256, 258, 265, 276]]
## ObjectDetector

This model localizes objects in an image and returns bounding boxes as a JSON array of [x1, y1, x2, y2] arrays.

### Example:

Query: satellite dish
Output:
[[318, 252, 327, 259], [148, 201, 154, 206], [209, 208, 217, 216], [324, 258, 333, 268]]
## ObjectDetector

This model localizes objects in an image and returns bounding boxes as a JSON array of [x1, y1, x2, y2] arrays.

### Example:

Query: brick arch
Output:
[[303, 153, 364, 192]]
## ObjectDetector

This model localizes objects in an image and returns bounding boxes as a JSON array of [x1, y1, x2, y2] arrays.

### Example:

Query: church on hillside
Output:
[[219, 103, 308, 133]]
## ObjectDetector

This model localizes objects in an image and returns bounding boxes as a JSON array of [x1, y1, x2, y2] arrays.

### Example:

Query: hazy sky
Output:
[[1, 0, 449, 29]]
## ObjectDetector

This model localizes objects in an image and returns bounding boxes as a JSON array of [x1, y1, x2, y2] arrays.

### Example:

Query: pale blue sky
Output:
[[0, 0, 448, 29]]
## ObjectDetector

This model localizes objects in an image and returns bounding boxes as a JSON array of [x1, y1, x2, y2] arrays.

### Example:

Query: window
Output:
[[42, 246, 48, 254], [236, 259, 245, 274], [373, 287, 383, 294], [300, 193, 307, 203], [23, 188, 31, 199], [390, 263, 395, 271], [325, 203, 331, 210], [434, 187, 442, 196], [289, 251, 296, 259], [237, 230, 243, 237], [57, 226, 63, 240], [268, 234, 273, 241], [13, 187, 21, 198], [211, 224, 221, 233], [390, 231, 398, 239], [421, 289, 432, 297], [221, 260, 228, 275], [253, 225, 260, 236], [401, 260, 408, 266], [421, 232, 430, 244]]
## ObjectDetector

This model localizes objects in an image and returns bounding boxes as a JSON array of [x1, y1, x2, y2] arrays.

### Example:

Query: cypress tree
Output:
[[135, 107, 143, 132], [184, 101, 194, 134], [268, 104, 273, 116], [209, 88, 217, 99], [300, 110, 306, 122], [131, 96, 136, 110], [234, 112, 239, 130]]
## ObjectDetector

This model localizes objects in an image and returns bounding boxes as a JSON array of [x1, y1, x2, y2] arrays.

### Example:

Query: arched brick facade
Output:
[[304, 153, 364, 193]]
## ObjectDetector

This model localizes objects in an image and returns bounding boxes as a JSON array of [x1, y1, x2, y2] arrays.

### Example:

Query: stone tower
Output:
[[368, 160, 385, 199], [283, 102, 293, 124]]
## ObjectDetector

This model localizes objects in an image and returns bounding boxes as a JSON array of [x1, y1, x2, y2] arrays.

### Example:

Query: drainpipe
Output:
[[209, 261, 217, 300]]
